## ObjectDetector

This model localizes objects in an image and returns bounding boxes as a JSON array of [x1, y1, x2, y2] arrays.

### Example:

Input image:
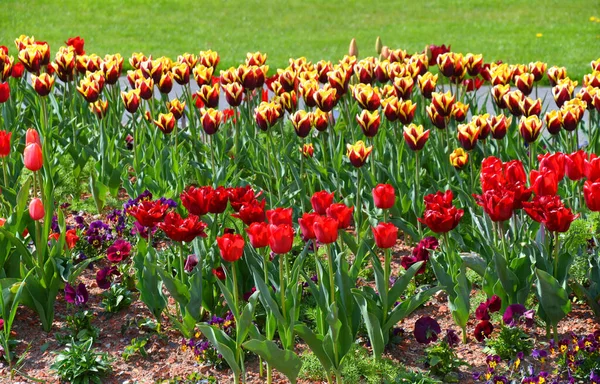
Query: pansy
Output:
[[413, 316, 441, 344], [64, 283, 88, 306]]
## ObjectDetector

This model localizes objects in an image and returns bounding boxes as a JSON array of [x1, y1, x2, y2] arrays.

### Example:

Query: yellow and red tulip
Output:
[[436, 52, 455, 77], [346, 140, 373, 168], [544, 110, 562, 135], [193, 64, 214, 87], [576, 85, 597, 108], [583, 71, 600, 88], [552, 78, 577, 108], [374, 60, 390, 83], [299, 80, 318, 108], [18, 45, 43, 73], [403, 124, 430, 151], [195, 83, 220, 109], [431, 91, 455, 117], [223, 82, 244, 107], [560, 99, 586, 131], [140, 58, 164, 83], [121, 89, 141, 114], [471, 114, 491, 140], [167, 99, 186, 120], [356, 109, 380, 137], [254, 101, 281, 131], [510, 64, 528, 82], [14, 34, 35, 51], [528, 61, 547, 82], [491, 84, 510, 109], [290, 110, 313, 138], [503, 90, 525, 117], [200, 108, 224, 135], [488, 114, 512, 140], [514, 73, 534, 96], [129, 52, 150, 70], [312, 109, 331, 132], [547, 66, 567, 86], [457, 123, 480, 150], [327, 66, 350, 95], [89, 99, 108, 119], [397, 99, 417, 125], [382, 96, 400, 122], [158, 71, 174, 94], [177, 53, 198, 69], [519, 97, 542, 117], [171, 62, 190, 85], [199, 50, 220, 68], [154, 112, 176, 135], [246, 51, 267, 66], [351, 84, 381, 111], [387, 62, 406, 80], [388, 49, 407, 63], [417, 72, 438, 99], [451, 101, 469, 122], [313, 86, 338, 113], [50, 49, 75, 82], [239, 65, 268, 90], [135, 77, 154, 100], [315, 60, 333, 83], [76, 75, 101, 103], [280, 91, 298, 113], [380, 84, 396, 99], [450, 148, 469, 169], [519, 115, 543, 143], [490, 64, 512, 86], [300, 143, 314, 158], [354, 59, 375, 84], [277, 67, 298, 92], [101, 58, 121, 85], [393, 75, 414, 100], [426, 104, 447, 129], [31, 73, 55, 97], [465, 53, 483, 76]]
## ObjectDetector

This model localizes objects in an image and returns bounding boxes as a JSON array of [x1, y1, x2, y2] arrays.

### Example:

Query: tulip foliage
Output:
[[0, 35, 600, 383]]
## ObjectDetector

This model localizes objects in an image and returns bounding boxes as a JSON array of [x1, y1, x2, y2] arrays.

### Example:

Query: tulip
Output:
[[101, 59, 121, 85], [232, 200, 266, 226], [465, 53, 483, 76], [372, 222, 398, 249], [312, 109, 330, 132], [301, 143, 314, 158], [584, 180, 600, 211], [547, 66, 567, 86], [313, 216, 339, 244], [207, 186, 229, 214], [135, 77, 154, 100], [24, 143, 43, 171], [11, 62, 24, 79], [519, 97, 542, 117], [544, 110, 562, 135], [298, 212, 320, 241], [268, 224, 294, 254], [576, 85, 596, 108], [351, 84, 380, 110], [538, 152, 566, 181], [127, 199, 170, 227], [356, 109, 380, 137], [560, 103, 585, 132], [254, 102, 281, 131], [200, 108, 224, 135], [121, 89, 141, 114], [393, 75, 414, 100], [431, 91, 455, 116], [457, 123, 480, 151], [587, 155, 600, 181], [29, 197, 45, 220], [523, 195, 578, 233], [195, 83, 220, 109], [290, 110, 313, 138], [0, 82, 9, 103], [503, 90, 524, 117], [223, 82, 244, 107], [166, 99, 186, 120], [473, 189, 515, 222], [565, 150, 586, 181], [426, 105, 446, 129], [491, 84, 510, 109], [154, 112, 176, 135], [311, 191, 334, 215], [372, 184, 396, 209], [488, 114, 511, 140], [451, 102, 469, 122], [157, 71, 173, 94], [346, 140, 373, 168], [326, 203, 353, 229], [529, 61, 547, 82], [158, 212, 208, 242], [246, 51, 267, 66], [491, 64, 512, 86], [18, 45, 42, 73], [419, 190, 464, 233], [327, 66, 350, 95], [515, 73, 534, 96], [450, 148, 468, 169], [313, 87, 338, 112], [471, 114, 491, 140], [89, 99, 108, 119], [217, 233, 245, 262], [519, 115, 543, 143], [529, 169, 558, 196], [199, 50, 220, 68], [417, 72, 438, 99], [0, 130, 11, 157], [266, 207, 293, 226], [239, 65, 268, 90], [246, 222, 270, 248], [354, 60, 374, 84], [31, 73, 55, 97], [552, 78, 576, 108]]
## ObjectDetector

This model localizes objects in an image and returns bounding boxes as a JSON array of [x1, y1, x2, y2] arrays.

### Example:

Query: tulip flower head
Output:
[[246, 222, 270, 248], [372, 184, 396, 209], [346, 140, 373, 168], [154, 112, 176, 135], [419, 190, 464, 233], [313, 216, 339, 244], [450, 148, 469, 169], [519, 115, 543, 143], [0, 130, 11, 157], [29, 197, 45, 221], [217, 233, 245, 262], [24, 142, 43, 171], [158, 211, 208, 242], [0, 82, 9, 103], [268, 224, 294, 254], [372, 222, 399, 249], [326, 203, 353, 229]]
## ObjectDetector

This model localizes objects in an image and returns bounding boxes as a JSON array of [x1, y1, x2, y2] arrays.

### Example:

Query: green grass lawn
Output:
[[1, 0, 599, 80]]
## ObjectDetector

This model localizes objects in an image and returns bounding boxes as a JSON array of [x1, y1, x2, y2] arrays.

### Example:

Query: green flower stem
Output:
[[231, 262, 244, 383], [355, 168, 362, 244], [2, 157, 8, 188], [326, 244, 336, 306], [383, 247, 391, 325], [279, 254, 287, 322], [415, 150, 422, 237], [552, 231, 560, 279], [210, 134, 216, 186]]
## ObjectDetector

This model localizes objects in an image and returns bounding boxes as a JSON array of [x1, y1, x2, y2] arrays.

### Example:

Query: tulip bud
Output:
[[300, 143, 314, 158], [380, 46, 390, 60], [0, 130, 11, 157], [24, 143, 43, 171], [349, 38, 358, 57], [26, 128, 41, 146], [375, 37, 383, 54], [450, 148, 468, 169], [29, 197, 45, 220]]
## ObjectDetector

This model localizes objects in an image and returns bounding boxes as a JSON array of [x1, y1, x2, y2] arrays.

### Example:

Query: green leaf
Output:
[[242, 339, 301, 383], [535, 269, 571, 327], [197, 324, 240, 376], [353, 291, 384, 359], [294, 324, 333, 373], [388, 261, 423, 308]]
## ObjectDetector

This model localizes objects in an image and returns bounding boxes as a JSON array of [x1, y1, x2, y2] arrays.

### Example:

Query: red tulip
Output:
[[565, 150, 586, 181], [228, 185, 261, 212], [372, 184, 396, 210], [246, 222, 270, 248], [66, 36, 85, 55], [505, 160, 528, 185], [523, 195, 578, 233], [29, 197, 44, 221], [26, 128, 41, 146], [24, 143, 43, 171], [268, 224, 294, 254], [0, 130, 11, 157], [419, 190, 464, 233], [208, 186, 230, 214], [11, 62, 24, 78], [298, 212, 320, 240], [313, 216, 339, 244], [585, 154, 600, 182], [584, 180, 600, 211], [372, 222, 398, 249], [217, 233, 245, 262], [529, 169, 558, 196], [326, 203, 354, 229], [538, 152, 565, 181], [180, 186, 210, 216], [266, 207, 293, 226], [127, 199, 170, 228], [158, 212, 207, 242], [0, 82, 9, 103], [310, 191, 334, 215], [232, 200, 266, 225], [473, 189, 515, 222]]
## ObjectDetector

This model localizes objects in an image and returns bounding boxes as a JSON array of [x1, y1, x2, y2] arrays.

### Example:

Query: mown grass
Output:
[[1, 0, 598, 79]]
